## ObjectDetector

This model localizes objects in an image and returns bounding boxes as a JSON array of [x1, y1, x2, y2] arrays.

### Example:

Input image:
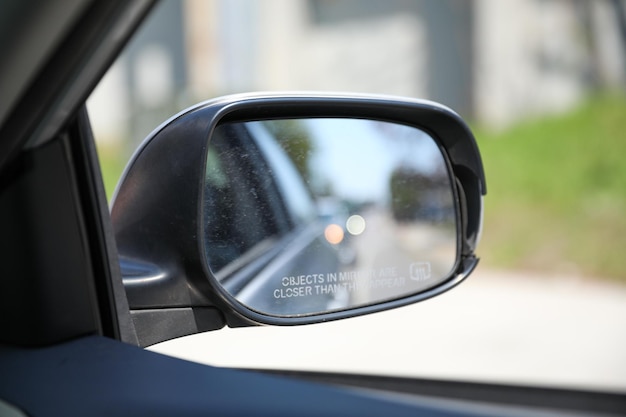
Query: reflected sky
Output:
[[301, 118, 444, 203]]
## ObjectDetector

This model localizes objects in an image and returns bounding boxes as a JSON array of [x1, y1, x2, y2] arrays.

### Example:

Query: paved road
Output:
[[150, 268, 626, 393]]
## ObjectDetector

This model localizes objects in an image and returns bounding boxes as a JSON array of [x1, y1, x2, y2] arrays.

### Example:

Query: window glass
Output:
[[88, 0, 626, 393], [250, 121, 317, 225], [203, 125, 284, 272]]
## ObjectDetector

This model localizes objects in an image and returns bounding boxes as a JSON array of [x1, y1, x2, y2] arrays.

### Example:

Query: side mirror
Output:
[[111, 93, 486, 346]]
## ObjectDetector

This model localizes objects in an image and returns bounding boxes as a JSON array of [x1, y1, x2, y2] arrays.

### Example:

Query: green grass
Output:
[[96, 143, 128, 203], [474, 94, 626, 281]]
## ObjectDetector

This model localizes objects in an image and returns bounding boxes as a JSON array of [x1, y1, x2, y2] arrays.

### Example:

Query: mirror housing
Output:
[[111, 93, 486, 346]]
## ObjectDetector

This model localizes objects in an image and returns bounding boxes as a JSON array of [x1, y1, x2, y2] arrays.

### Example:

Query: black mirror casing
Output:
[[111, 93, 486, 346]]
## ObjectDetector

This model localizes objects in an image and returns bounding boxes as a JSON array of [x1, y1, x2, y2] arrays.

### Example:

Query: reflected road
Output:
[[344, 207, 456, 304]]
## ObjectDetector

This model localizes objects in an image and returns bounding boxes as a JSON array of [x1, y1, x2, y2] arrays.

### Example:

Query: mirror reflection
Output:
[[203, 118, 458, 317]]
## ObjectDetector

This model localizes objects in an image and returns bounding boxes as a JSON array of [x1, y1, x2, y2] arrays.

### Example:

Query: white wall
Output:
[[475, 0, 624, 129]]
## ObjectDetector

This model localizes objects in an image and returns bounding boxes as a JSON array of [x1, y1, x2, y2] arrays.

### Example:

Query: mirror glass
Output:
[[203, 118, 458, 317]]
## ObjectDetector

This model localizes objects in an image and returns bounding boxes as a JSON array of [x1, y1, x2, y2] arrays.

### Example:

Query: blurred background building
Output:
[[89, 0, 626, 148], [88, 0, 626, 390]]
